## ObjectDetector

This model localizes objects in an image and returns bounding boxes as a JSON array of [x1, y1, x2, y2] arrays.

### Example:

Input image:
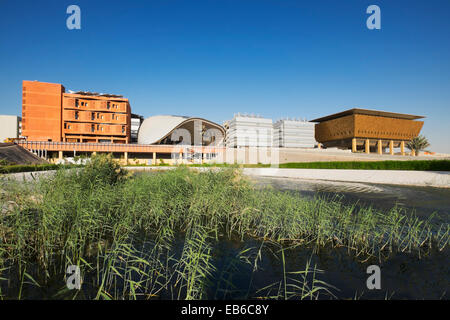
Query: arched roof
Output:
[[137, 115, 225, 145]]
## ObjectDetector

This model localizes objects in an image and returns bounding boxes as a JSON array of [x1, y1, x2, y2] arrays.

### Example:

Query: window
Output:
[[91, 112, 95, 120], [75, 111, 79, 120], [122, 126, 125, 133], [107, 102, 110, 109], [112, 114, 115, 120], [91, 125, 95, 132], [75, 99, 79, 107]]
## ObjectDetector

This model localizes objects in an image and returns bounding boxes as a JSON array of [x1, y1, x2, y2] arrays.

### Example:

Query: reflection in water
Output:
[[251, 176, 450, 220], [240, 178, 450, 299], [209, 238, 450, 300]]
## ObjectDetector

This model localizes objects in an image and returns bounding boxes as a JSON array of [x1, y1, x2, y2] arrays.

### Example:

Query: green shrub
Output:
[[0, 159, 13, 166], [0, 163, 61, 174], [279, 160, 450, 171], [77, 153, 127, 189]]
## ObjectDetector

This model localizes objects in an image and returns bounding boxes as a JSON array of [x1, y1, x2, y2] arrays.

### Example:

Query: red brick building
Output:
[[22, 80, 131, 143]]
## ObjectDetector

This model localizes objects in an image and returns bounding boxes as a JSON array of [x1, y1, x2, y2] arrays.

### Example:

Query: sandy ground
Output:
[[125, 166, 450, 188], [242, 168, 450, 188], [212, 147, 450, 164], [276, 148, 450, 163]]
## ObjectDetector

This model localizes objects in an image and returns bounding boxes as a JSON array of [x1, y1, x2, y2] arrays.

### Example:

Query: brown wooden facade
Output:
[[311, 109, 424, 155]]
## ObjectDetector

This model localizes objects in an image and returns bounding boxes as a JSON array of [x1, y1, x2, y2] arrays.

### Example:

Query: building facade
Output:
[[0, 115, 21, 142], [311, 108, 424, 154], [131, 113, 144, 143], [273, 118, 316, 148], [225, 114, 273, 148], [22, 80, 131, 143]]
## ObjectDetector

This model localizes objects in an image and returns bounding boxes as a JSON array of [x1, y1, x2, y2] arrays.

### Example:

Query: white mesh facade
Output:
[[273, 119, 316, 148], [225, 114, 273, 147]]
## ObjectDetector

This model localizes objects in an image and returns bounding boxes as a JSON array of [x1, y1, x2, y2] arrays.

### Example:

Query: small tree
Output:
[[406, 135, 430, 156]]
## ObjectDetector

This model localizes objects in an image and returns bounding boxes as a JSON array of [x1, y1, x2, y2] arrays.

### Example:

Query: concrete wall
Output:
[[0, 115, 20, 142]]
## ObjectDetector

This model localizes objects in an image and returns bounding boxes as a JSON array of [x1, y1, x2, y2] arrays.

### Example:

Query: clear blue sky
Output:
[[1, 0, 449, 152]]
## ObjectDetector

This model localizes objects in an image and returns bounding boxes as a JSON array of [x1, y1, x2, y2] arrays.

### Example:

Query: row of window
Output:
[[326, 130, 414, 137], [328, 131, 353, 137], [73, 111, 124, 121], [75, 100, 89, 108], [64, 122, 126, 133], [357, 130, 412, 137], [73, 99, 124, 110]]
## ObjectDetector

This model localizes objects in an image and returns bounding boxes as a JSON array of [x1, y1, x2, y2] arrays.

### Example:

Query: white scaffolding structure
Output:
[[225, 113, 273, 147], [273, 118, 316, 148]]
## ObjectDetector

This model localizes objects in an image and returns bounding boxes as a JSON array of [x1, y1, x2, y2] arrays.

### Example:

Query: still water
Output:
[[246, 176, 449, 299], [251, 176, 450, 220]]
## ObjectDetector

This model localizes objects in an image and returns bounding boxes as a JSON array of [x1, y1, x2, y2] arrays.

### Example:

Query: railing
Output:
[[16, 141, 226, 154]]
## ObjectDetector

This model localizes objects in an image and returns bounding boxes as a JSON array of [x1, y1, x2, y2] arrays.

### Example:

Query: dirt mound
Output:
[[0, 143, 48, 165]]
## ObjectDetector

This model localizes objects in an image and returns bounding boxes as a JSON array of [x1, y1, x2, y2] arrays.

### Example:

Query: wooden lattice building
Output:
[[311, 108, 424, 155]]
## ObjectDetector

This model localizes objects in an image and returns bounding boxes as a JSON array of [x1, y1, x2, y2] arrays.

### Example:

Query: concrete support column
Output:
[[351, 138, 357, 153], [389, 140, 394, 155], [377, 140, 383, 155], [400, 141, 405, 156], [365, 139, 370, 154], [124, 152, 128, 165], [58, 151, 63, 160], [153, 152, 156, 165]]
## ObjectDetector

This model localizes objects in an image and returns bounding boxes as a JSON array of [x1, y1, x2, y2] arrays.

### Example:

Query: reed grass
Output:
[[0, 154, 447, 299]]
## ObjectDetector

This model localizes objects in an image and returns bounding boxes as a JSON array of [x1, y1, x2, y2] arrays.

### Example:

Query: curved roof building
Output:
[[137, 115, 225, 146]]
